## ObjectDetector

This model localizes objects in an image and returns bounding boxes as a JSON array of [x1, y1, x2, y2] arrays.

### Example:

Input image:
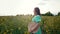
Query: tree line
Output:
[[41, 11, 60, 16], [16, 11, 60, 16]]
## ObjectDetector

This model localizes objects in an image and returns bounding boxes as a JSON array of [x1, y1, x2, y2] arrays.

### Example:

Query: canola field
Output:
[[0, 15, 60, 34]]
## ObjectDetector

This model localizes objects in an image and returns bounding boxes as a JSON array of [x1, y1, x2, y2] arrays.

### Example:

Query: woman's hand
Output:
[[28, 22, 40, 33], [32, 23, 40, 33]]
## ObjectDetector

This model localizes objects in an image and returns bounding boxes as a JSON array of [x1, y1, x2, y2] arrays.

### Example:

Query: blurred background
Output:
[[0, 0, 60, 34]]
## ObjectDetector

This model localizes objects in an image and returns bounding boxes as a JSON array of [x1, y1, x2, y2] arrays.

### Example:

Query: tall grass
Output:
[[0, 16, 60, 34]]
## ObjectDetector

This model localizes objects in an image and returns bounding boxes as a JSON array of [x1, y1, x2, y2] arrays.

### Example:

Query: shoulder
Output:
[[32, 15, 41, 19], [33, 15, 41, 20], [34, 15, 41, 23], [35, 15, 41, 18]]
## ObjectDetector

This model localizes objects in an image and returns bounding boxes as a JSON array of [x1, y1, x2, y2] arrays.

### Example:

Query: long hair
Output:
[[34, 7, 40, 15]]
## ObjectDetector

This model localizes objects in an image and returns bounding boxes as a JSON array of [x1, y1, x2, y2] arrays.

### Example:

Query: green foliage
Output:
[[0, 16, 60, 34], [44, 11, 54, 16], [58, 12, 60, 16], [41, 11, 54, 16], [41, 16, 60, 34]]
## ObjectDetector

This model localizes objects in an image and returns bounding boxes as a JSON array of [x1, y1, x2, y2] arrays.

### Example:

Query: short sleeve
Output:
[[32, 15, 41, 23]]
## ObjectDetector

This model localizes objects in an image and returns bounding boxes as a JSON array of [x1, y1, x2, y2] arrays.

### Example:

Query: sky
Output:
[[0, 0, 60, 16]]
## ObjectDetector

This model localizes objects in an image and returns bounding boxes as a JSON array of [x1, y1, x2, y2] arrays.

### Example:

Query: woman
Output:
[[30, 7, 42, 34]]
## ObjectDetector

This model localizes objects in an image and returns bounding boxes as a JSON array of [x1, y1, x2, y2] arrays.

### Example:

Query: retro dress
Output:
[[32, 15, 42, 34]]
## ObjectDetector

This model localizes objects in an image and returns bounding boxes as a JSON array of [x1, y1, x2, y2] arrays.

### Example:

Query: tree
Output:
[[58, 12, 60, 16], [44, 11, 54, 16]]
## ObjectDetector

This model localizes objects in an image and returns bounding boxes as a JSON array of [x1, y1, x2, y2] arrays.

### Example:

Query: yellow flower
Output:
[[4, 32, 6, 34]]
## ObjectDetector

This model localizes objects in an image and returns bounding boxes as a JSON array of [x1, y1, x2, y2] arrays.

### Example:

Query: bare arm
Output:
[[31, 22, 40, 32], [28, 22, 40, 32]]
